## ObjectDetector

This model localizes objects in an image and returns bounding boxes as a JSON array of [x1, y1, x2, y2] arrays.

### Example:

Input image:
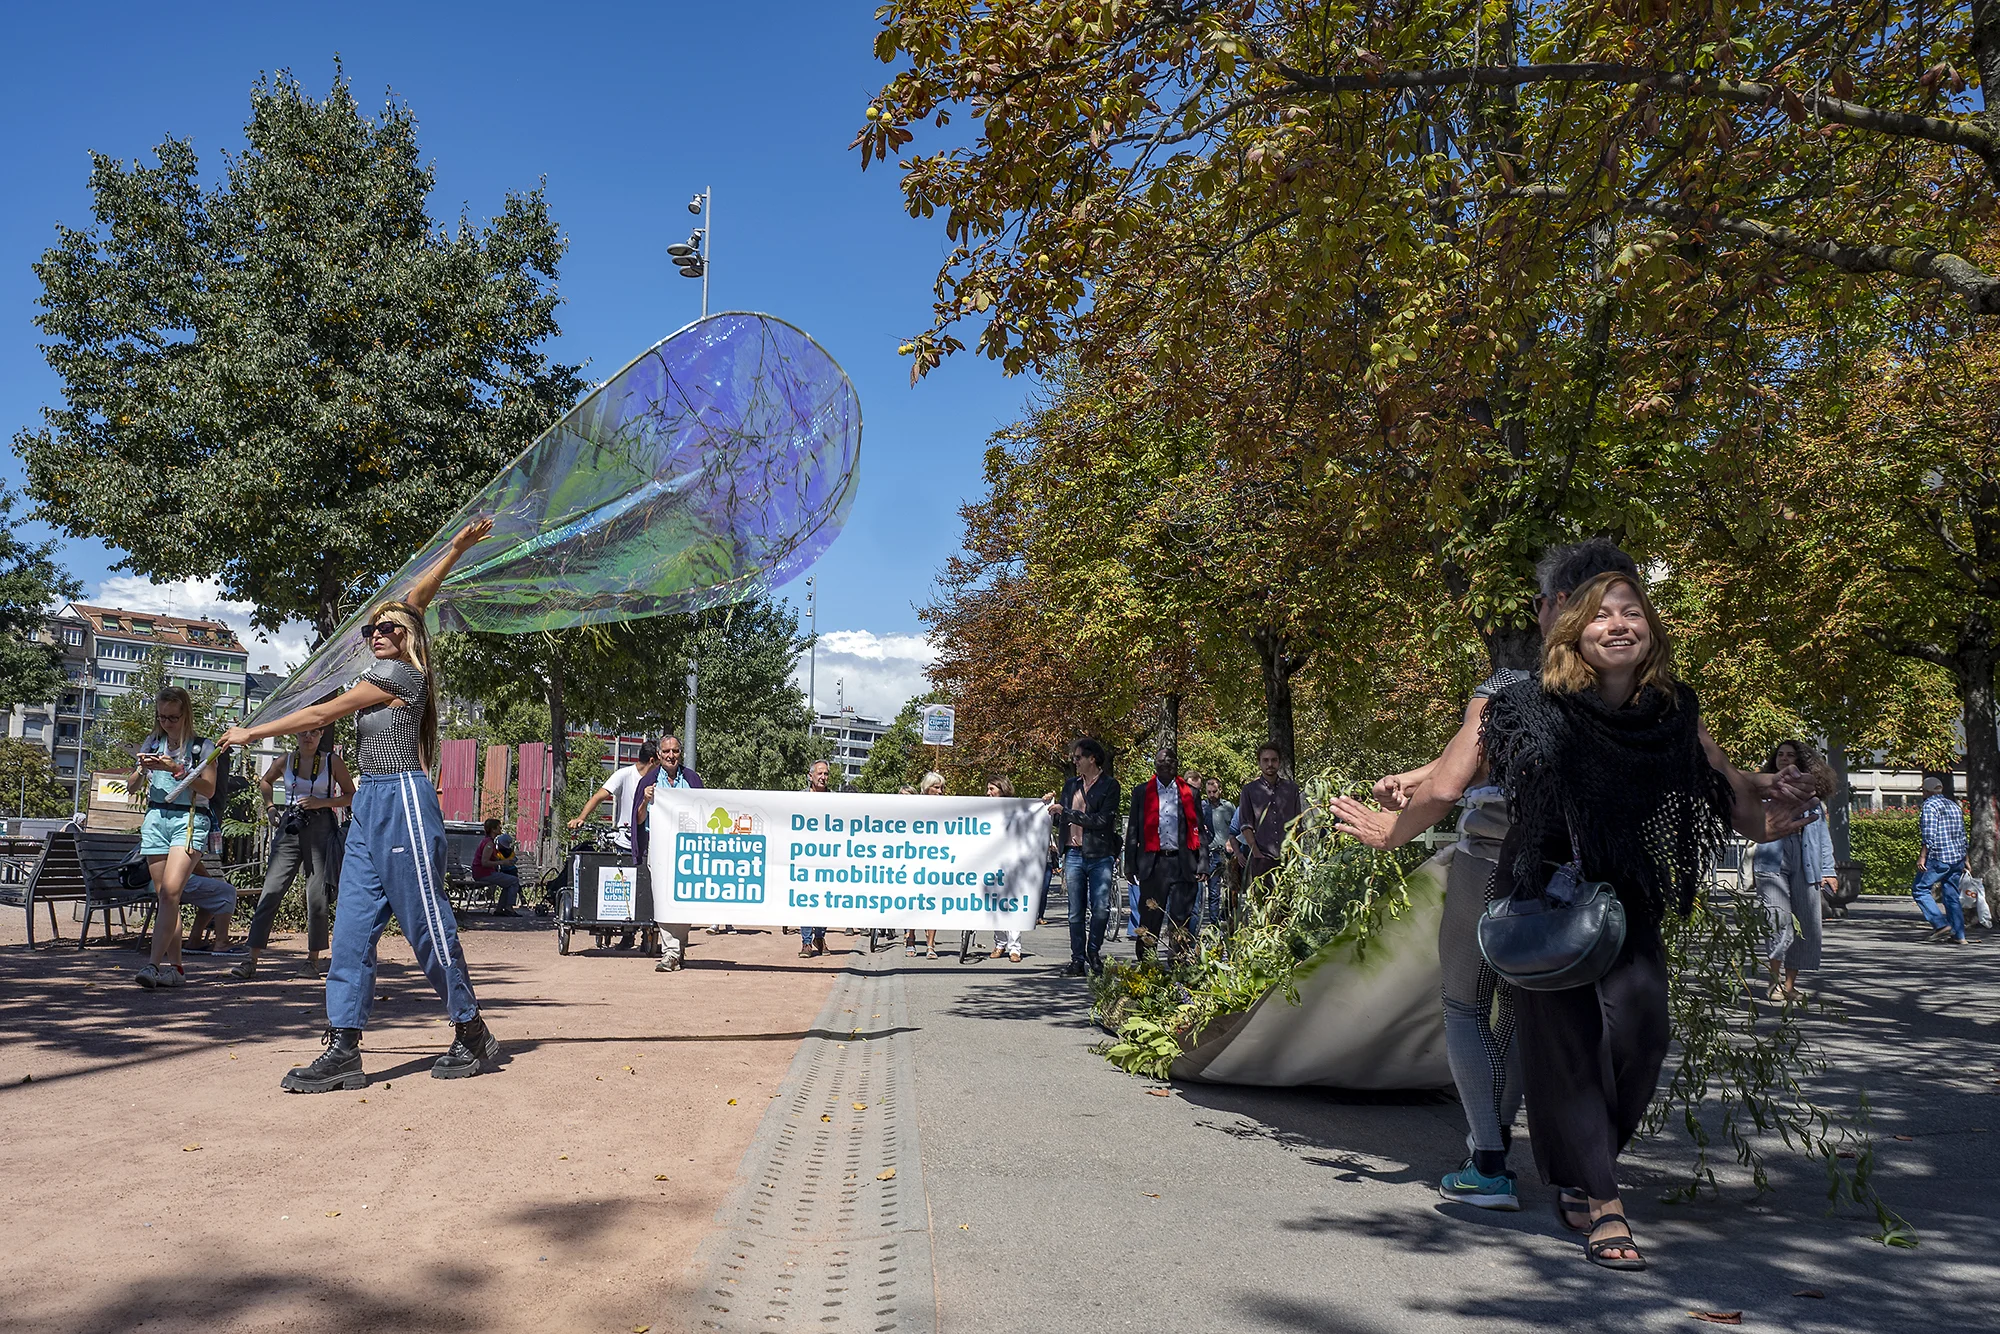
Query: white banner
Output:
[[648, 787, 1047, 928]]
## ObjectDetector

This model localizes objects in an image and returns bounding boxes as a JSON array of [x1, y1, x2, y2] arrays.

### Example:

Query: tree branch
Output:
[[1503, 186, 2000, 315], [1259, 60, 1999, 166]]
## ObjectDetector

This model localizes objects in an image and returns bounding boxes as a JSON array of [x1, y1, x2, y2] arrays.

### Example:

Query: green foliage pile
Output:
[[1848, 812, 1921, 897], [1094, 774, 1422, 1076]]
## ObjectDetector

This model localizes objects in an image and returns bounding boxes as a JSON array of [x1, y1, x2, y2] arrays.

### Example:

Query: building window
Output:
[[131, 619, 154, 634], [96, 669, 128, 686], [61, 627, 83, 646]]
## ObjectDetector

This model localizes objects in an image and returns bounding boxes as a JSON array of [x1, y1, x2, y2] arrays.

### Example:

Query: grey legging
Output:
[[1757, 872, 1822, 972], [1439, 840, 1522, 1156], [245, 808, 341, 952]]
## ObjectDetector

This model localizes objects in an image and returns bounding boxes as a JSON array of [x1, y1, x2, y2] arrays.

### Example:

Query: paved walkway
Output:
[[682, 903, 1999, 1333]]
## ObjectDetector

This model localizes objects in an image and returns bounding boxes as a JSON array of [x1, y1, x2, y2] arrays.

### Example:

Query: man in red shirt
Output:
[[1124, 746, 1203, 964]]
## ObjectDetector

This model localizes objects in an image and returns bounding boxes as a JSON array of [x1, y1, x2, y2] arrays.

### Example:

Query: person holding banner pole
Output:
[[905, 771, 947, 957], [987, 777, 1024, 961], [219, 517, 501, 1089], [643, 735, 702, 973], [798, 760, 832, 957]]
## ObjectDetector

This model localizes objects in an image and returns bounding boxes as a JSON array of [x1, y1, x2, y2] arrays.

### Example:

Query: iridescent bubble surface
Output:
[[251, 311, 861, 726]]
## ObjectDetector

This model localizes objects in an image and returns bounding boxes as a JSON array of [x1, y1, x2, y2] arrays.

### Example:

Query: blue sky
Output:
[[0, 2, 1031, 718]]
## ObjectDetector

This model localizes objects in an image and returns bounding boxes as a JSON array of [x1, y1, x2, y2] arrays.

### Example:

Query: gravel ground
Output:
[[0, 909, 841, 1334]]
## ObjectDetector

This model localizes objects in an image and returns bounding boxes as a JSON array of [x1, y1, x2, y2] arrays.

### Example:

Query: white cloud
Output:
[[792, 629, 935, 721], [88, 575, 317, 672]]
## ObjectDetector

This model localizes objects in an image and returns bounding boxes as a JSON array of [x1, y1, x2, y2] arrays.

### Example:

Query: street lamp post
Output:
[[669, 188, 711, 317], [805, 576, 817, 715]]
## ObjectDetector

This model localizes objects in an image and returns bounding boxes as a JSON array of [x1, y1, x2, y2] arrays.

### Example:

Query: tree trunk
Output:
[[1823, 726, 1852, 865], [1251, 627, 1302, 774], [547, 647, 568, 830], [1155, 692, 1180, 760], [1954, 629, 2000, 917]]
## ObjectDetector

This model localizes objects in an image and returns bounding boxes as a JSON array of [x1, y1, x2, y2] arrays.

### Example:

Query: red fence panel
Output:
[[479, 744, 510, 824], [516, 742, 550, 854], [437, 739, 477, 821]]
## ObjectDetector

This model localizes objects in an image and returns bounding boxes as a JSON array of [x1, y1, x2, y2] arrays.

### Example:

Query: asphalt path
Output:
[[897, 901, 1999, 1334]]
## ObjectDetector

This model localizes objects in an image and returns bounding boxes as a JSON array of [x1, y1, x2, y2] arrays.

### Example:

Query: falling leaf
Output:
[[1145, 1089, 1171, 1098], [876, 1169, 897, 1180], [1892, 1134, 1913, 1141], [852, 1102, 868, 1111], [1689, 1314, 1742, 1326], [325, 1211, 341, 1218], [1793, 1289, 1825, 1299]]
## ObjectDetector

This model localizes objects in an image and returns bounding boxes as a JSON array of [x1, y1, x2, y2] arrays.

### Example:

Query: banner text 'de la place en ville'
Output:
[[648, 788, 1049, 929]]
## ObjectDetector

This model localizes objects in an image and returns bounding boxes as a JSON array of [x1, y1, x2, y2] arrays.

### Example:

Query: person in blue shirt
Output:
[[1913, 775, 1969, 945]]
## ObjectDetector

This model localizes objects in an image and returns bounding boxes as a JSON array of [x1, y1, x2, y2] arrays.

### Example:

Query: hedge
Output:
[[1848, 811, 1920, 896]]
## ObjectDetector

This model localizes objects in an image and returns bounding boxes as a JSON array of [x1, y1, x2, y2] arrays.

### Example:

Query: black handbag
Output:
[[1477, 828, 1628, 992]]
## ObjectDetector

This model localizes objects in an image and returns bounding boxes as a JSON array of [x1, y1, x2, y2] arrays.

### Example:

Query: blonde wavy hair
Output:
[[369, 599, 439, 771], [1541, 571, 1678, 701]]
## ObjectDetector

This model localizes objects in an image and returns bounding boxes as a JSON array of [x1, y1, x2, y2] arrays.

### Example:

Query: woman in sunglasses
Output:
[[221, 517, 498, 1090]]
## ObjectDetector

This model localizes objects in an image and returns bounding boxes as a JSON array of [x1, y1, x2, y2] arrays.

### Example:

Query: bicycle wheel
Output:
[[959, 928, 975, 963]]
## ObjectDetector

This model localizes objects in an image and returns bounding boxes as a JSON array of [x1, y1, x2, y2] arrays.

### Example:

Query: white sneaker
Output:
[[135, 963, 160, 989], [152, 964, 185, 989]]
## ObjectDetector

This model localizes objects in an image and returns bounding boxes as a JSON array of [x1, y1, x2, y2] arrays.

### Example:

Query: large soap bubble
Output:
[[252, 311, 861, 725]]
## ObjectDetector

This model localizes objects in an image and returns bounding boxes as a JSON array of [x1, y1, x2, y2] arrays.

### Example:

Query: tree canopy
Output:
[[16, 64, 582, 641], [0, 486, 80, 712]]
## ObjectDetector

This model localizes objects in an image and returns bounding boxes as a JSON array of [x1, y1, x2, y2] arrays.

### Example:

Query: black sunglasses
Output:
[[359, 621, 407, 640]]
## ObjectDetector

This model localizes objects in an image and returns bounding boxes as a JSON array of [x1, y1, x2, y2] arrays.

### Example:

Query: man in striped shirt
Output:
[[1913, 776, 1969, 945]]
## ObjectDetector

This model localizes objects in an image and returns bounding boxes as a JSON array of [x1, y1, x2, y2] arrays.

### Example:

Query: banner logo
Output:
[[673, 827, 767, 904]]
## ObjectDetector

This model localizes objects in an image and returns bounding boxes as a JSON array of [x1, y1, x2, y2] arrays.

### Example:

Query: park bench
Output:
[[0, 828, 148, 949]]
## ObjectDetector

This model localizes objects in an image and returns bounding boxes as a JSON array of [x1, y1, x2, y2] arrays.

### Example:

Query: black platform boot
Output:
[[432, 1015, 502, 1079], [281, 1027, 365, 1093]]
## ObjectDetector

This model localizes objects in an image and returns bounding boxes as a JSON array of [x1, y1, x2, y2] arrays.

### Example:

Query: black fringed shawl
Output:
[[1480, 679, 1734, 928]]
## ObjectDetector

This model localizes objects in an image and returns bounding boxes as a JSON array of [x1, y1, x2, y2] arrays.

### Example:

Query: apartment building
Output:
[[7, 603, 251, 782], [811, 707, 889, 784]]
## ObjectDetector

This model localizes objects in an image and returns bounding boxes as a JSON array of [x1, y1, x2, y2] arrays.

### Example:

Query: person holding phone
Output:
[[132, 686, 219, 989], [233, 724, 354, 979], [220, 518, 499, 1090]]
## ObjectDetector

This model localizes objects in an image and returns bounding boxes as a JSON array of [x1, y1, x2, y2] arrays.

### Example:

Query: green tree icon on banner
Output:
[[707, 807, 733, 833]]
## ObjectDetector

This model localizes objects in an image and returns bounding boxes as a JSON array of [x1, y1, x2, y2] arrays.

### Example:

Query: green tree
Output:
[[0, 739, 74, 818], [16, 65, 582, 641], [854, 694, 941, 794], [0, 486, 80, 712]]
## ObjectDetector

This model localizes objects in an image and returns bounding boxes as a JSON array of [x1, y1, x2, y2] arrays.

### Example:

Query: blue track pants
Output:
[[326, 771, 480, 1029]]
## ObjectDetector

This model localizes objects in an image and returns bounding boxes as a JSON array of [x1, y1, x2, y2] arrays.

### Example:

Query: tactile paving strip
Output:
[[680, 947, 935, 1333]]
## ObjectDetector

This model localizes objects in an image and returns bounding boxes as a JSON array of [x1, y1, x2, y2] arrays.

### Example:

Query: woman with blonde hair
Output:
[[233, 723, 354, 980], [221, 519, 497, 1090], [1480, 571, 1803, 1270], [130, 685, 221, 989], [905, 771, 947, 958]]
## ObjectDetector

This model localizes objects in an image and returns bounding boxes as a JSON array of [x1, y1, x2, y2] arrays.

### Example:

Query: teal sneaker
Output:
[[1439, 1159, 1520, 1210]]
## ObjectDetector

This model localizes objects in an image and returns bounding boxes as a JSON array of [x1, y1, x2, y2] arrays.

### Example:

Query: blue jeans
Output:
[[1065, 851, 1115, 966], [1912, 861, 1967, 939], [802, 926, 826, 948]]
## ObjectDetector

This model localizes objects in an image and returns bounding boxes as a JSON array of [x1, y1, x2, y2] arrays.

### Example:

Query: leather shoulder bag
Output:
[[1477, 825, 1628, 992]]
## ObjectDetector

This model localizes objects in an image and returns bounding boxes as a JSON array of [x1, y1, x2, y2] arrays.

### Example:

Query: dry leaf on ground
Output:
[[655, 1174, 670, 1181], [1145, 1089, 1171, 1098], [325, 1211, 341, 1218], [1793, 1289, 1825, 1299], [1689, 1313, 1742, 1325], [852, 1102, 867, 1110], [876, 1169, 896, 1180], [1892, 1134, 1914, 1141], [1143, 1192, 1160, 1198], [182, 1144, 201, 1152], [727, 1098, 738, 1105]]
